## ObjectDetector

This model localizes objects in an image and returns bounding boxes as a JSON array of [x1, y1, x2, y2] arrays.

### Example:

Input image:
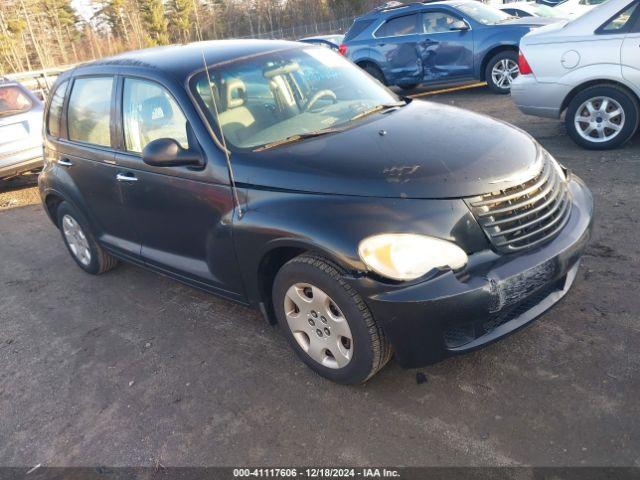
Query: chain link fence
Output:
[[236, 17, 353, 40]]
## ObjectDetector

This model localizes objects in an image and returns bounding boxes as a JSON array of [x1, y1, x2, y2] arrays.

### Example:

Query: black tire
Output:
[[361, 63, 386, 85], [57, 201, 118, 275], [273, 254, 392, 384], [565, 85, 639, 150], [485, 50, 519, 94]]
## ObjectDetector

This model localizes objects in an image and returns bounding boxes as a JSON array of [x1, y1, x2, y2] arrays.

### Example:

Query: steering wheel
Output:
[[305, 90, 338, 112]]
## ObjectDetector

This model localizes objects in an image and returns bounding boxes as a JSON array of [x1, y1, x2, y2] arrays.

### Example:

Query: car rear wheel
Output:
[[57, 201, 118, 275], [361, 63, 386, 85], [273, 254, 391, 384], [565, 85, 639, 150], [485, 51, 519, 94]]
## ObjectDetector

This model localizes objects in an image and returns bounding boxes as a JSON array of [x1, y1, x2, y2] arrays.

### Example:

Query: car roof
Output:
[[358, 0, 467, 19], [70, 39, 304, 79], [531, 0, 633, 35]]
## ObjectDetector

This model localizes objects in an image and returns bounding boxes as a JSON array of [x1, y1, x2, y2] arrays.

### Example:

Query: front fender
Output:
[[233, 188, 489, 305]]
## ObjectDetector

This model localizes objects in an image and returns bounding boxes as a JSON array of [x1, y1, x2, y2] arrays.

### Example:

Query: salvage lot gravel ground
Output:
[[1, 87, 639, 467]]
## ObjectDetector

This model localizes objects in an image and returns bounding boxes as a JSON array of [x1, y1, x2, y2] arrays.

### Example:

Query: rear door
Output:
[[419, 8, 475, 83], [113, 76, 242, 298], [54, 75, 141, 258], [620, 3, 640, 88], [372, 13, 423, 85]]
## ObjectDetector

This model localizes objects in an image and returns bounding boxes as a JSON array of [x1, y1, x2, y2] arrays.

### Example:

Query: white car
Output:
[[554, 0, 608, 18], [498, 2, 567, 19], [511, 0, 640, 149]]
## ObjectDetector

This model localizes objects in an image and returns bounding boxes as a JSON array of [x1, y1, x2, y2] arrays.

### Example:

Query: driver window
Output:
[[122, 78, 189, 154], [423, 12, 461, 33]]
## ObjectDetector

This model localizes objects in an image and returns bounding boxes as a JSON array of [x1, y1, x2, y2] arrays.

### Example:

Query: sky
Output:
[[71, 0, 97, 23]]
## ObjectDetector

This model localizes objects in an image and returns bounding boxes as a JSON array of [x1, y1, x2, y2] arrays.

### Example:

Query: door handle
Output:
[[116, 172, 138, 183], [58, 158, 73, 167]]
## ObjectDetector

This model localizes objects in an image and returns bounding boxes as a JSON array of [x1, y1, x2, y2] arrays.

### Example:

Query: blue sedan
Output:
[[341, 1, 557, 93]]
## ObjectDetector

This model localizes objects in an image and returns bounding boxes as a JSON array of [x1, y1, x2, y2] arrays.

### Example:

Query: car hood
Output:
[[501, 16, 559, 26], [231, 100, 540, 199]]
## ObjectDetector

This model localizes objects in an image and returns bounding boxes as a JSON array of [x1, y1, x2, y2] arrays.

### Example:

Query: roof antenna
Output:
[[200, 49, 244, 220]]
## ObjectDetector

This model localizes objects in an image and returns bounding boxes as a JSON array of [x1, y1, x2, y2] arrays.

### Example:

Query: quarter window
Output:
[[122, 78, 189, 154], [68, 77, 113, 147], [423, 12, 462, 33], [47, 80, 68, 137], [600, 3, 638, 31], [376, 14, 421, 37]]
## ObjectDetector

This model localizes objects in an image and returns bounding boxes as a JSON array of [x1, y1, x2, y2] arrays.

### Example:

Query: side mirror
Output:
[[450, 20, 470, 31], [142, 138, 204, 168]]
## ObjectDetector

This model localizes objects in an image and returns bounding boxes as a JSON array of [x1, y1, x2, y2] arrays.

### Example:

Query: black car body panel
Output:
[[39, 40, 593, 369]]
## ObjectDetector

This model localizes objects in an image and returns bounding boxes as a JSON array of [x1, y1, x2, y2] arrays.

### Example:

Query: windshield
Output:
[[457, 2, 513, 24], [189, 47, 400, 150], [0, 86, 33, 117], [532, 4, 564, 16]]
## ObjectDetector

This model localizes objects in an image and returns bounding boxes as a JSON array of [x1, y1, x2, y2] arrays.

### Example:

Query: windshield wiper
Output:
[[349, 102, 406, 122], [254, 127, 344, 152]]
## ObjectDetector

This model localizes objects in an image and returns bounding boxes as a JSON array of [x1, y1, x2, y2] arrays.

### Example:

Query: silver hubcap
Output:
[[62, 214, 91, 266], [284, 283, 353, 369], [491, 59, 519, 89], [574, 96, 625, 143]]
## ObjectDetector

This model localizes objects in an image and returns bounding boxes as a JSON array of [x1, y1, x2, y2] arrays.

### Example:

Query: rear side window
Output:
[[122, 78, 189, 154], [47, 81, 68, 137], [375, 14, 421, 38], [599, 3, 638, 32], [68, 77, 113, 147], [0, 86, 32, 117], [344, 19, 374, 41]]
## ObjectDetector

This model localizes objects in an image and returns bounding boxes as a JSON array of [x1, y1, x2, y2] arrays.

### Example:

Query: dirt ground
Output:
[[1, 87, 639, 467]]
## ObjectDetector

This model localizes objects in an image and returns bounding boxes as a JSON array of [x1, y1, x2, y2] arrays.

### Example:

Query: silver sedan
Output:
[[0, 78, 44, 179], [511, 0, 640, 149]]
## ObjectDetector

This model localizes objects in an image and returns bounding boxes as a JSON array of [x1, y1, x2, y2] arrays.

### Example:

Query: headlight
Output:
[[358, 234, 468, 281]]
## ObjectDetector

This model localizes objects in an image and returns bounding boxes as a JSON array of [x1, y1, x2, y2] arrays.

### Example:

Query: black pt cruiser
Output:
[[39, 40, 593, 384]]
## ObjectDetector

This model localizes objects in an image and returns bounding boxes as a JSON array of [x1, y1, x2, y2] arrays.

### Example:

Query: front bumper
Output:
[[511, 75, 570, 119], [348, 176, 593, 368]]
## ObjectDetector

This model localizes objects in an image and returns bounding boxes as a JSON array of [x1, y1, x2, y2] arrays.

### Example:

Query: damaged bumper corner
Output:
[[347, 175, 594, 368]]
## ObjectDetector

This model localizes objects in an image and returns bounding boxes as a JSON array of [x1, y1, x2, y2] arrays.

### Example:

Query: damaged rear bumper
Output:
[[347, 175, 593, 368]]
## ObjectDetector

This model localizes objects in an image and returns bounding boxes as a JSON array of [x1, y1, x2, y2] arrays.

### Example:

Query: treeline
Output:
[[0, 0, 382, 75]]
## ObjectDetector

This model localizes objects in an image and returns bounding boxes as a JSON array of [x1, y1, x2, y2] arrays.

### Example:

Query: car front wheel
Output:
[[565, 85, 639, 150], [273, 254, 391, 384], [485, 51, 519, 94]]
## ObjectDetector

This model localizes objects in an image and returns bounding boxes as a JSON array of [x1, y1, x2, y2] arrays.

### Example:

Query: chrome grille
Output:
[[466, 156, 571, 253]]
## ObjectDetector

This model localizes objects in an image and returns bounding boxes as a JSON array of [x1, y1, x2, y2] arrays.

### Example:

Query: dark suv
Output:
[[40, 40, 593, 384], [341, 0, 557, 93]]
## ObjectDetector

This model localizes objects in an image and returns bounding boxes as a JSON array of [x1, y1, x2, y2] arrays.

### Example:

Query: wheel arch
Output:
[[480, 44, 519, 81], [560, 79, 640, 114], [43, 191, 66, 227], [355, 59, 386, 82], [255, 242, 354, 325]]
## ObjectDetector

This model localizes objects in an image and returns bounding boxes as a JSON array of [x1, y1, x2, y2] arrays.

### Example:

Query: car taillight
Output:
[[338, 44, 348, 56], [518, 52, 533, 75]]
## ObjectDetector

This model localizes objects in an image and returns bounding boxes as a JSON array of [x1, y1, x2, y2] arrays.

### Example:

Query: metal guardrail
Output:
[[3, 65, 76, 100]]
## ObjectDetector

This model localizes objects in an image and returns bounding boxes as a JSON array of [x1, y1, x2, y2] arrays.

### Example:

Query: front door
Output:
[[373, 13, 423, 86], [114, 76, 243, 298], [419, 10, 474, 83], [56, 75, 140, 258]]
